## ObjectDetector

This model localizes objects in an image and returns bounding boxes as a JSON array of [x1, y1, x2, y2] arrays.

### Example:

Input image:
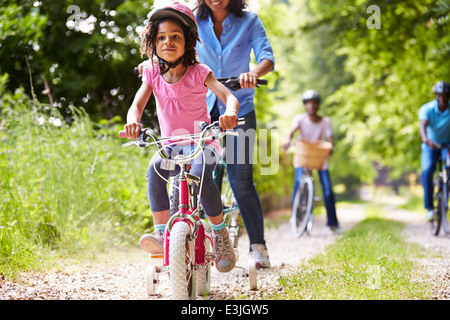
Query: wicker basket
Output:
[[293, 139, 332, 170]]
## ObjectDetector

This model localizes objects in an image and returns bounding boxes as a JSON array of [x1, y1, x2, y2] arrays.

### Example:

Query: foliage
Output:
[[258, 0, 450, 188], [0, 0, 157, 123], [302, 0, 449, 180], [0, 74, 152, 276]]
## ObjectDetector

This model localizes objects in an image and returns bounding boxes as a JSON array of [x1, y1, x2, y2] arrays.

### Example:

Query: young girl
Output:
[[121, 2, 239, 273]]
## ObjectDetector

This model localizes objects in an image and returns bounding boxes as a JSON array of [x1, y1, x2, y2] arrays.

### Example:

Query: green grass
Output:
[[271, 207, 432, 300], [0, 79, 153, 278]]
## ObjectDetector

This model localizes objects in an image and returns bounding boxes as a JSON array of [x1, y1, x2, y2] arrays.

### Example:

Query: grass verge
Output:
[[271, 211, 432, 299]]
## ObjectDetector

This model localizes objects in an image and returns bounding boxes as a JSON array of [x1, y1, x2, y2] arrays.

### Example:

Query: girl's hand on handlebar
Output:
[[219, 113, 239, 131], [122, 122, 142, 140]]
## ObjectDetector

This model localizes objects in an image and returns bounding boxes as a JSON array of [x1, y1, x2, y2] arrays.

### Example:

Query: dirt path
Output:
[[1, 203, 449, 300]]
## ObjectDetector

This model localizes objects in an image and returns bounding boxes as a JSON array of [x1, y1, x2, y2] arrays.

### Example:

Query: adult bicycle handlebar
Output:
[[217, 77, 267, 91], [134, 66, 267, 91]]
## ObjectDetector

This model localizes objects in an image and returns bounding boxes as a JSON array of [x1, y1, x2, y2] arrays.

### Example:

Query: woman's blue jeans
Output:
[[292, 167, 339, 227], [420, 143, 448, 210]]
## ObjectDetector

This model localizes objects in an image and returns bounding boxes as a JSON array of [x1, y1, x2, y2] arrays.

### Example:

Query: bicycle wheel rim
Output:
[[291, 178, 313, 238]]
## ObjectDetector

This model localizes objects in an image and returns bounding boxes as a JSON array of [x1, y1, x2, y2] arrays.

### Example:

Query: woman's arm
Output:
[[204, 72, 239, 130]]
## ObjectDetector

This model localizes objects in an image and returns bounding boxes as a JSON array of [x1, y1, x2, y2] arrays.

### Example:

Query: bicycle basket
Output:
[[293, 139, 332, 170]]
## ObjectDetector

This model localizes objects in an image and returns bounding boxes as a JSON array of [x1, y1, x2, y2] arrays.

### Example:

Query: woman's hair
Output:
[[140, 17, 199, 69], [195, 0, 247, 21]]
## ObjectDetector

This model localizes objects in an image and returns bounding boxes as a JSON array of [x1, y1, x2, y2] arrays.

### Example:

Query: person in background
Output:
[[194, 0, 275, 268], [282, 90, 341, 234], [419, 80, 450, 221]]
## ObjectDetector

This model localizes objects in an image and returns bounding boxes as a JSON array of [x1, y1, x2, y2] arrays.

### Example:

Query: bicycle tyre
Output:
[[442, 187, 450, 237], [196, 220, 211, 296], [291, 176, 314, 238], [431, 179, 442, 236], [214, 160, 242, 247], [169, 174, 180, 217], [169, 222, 196, 300]]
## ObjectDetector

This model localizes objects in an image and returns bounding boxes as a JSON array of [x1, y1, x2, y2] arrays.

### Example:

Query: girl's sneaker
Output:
[[249, 244, 270, 269], [139, 230, 164, 254], [212, 228, 236, 272]]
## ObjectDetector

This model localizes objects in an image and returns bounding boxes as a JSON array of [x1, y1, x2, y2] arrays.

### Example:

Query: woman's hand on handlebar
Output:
[[219, 113, 239, 131], [121, 122, 142, 140], [239, 71, 259, 89]]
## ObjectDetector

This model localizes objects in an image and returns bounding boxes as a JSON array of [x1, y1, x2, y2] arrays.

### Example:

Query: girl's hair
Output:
[[195, 0, 247, 21], [140, 17, 199, 70]]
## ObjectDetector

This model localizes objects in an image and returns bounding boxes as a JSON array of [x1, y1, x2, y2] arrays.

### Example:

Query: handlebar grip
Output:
[[257, 79, 267, 85]]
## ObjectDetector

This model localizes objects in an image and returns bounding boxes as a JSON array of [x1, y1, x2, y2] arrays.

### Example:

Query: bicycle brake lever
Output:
[[136, 129, 151, 148]]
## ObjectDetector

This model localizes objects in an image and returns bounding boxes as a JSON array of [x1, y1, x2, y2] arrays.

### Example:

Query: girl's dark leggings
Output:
[[147, 144, 222, 217]]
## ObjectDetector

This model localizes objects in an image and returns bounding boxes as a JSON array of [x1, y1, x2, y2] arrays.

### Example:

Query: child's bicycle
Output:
[[120, 120, 243, 299]]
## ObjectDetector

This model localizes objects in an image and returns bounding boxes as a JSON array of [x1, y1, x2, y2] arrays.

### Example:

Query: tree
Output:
[[0, 0, 157, 124]]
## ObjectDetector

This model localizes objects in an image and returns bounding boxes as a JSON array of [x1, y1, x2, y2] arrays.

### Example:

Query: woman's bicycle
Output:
[[430, 143, 450, 237], [119, 121, 239, 299], [212, 138, 258, 290], [214, 76, 268, 289]]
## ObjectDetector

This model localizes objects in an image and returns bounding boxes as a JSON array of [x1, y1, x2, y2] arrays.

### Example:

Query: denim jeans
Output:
[[292, 167, 339, 227], [420, 143, 448, 210], [211, 107, 266, 247]]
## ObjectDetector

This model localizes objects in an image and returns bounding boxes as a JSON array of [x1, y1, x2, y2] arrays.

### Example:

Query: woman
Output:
[[194, 0, 275, 269]]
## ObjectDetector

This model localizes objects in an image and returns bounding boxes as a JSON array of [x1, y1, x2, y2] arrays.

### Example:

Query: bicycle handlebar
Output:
[[134, 66, 267, 90], [217, 77, 267, 91], [119, 118, 245, 163]]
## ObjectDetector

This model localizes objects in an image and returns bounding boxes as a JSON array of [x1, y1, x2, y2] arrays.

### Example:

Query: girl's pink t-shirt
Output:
[[142, 63, 220, 152]]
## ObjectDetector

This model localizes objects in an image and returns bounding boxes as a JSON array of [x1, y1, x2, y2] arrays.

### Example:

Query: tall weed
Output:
[[0, 75, 153, 276]]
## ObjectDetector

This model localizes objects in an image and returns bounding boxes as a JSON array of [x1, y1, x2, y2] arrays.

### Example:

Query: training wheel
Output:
[[145, 265, 157, 295], [248, 260, 257, 290]]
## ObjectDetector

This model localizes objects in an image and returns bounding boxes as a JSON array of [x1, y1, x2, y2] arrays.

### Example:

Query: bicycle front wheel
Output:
[[291, 176, 314, 238], [169, 222, 196, 300], [431, 179, 442, 236]]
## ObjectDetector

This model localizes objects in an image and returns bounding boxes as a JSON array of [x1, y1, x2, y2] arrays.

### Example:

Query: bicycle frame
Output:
[[163, 162, 212, 267]]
